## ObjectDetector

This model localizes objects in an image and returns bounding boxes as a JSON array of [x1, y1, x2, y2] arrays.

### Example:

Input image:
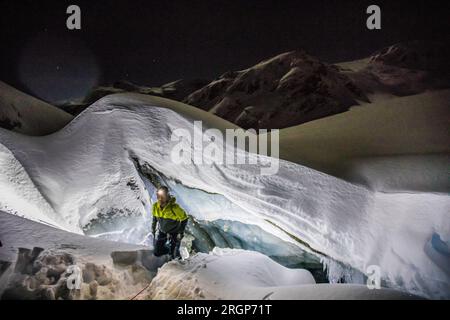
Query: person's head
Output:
[[156, 186, 170, 206]]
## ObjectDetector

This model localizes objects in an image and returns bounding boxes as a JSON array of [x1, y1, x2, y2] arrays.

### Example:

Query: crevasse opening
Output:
[[82, 157, 365, 285]]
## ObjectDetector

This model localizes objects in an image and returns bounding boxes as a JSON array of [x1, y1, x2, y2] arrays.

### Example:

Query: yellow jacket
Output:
[[152, 197, 188, 221]]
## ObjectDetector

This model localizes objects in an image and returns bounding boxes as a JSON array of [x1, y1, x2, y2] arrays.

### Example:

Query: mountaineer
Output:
[[151, 186, 188, 259]]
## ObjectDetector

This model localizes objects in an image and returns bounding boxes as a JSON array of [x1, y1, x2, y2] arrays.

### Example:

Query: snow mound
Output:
[[144, 247, 417, 300], [0, 93, 448, 298], [146, 247, 315, 299]]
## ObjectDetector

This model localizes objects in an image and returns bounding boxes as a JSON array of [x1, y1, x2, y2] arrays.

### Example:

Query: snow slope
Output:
[[0, 93, 448, 298], [270, 90, 450, 192], [0, 81, 73, 135], [0, 143, 72, 231]]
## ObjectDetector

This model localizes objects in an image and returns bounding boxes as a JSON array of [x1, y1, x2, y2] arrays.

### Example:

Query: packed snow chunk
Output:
[[1, 248, 147, 300], [145, 248, 316, 300]]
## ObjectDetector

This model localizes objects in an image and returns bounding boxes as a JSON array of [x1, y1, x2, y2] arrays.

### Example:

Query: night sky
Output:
[[1, 0, 449, 103]]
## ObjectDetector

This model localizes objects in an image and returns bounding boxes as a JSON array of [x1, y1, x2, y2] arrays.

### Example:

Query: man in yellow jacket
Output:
[[152, 186, 188, 259]]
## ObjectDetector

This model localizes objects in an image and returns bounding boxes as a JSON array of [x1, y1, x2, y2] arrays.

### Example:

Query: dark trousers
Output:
[[154, 231, 183, 259]]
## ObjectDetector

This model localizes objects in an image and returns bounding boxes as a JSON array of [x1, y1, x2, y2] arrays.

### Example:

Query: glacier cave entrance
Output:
[[82, 158, 365, 284]]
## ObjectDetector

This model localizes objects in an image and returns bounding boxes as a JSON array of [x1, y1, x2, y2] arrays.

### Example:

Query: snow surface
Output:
[[0, 93, 448, 298], [1, 212, 416, 300]]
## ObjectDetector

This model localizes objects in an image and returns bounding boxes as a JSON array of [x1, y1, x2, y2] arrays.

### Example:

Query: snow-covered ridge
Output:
[[184, 50, 368, 129], [0, 81, 73, 136], [0, 93, 448, 298]]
